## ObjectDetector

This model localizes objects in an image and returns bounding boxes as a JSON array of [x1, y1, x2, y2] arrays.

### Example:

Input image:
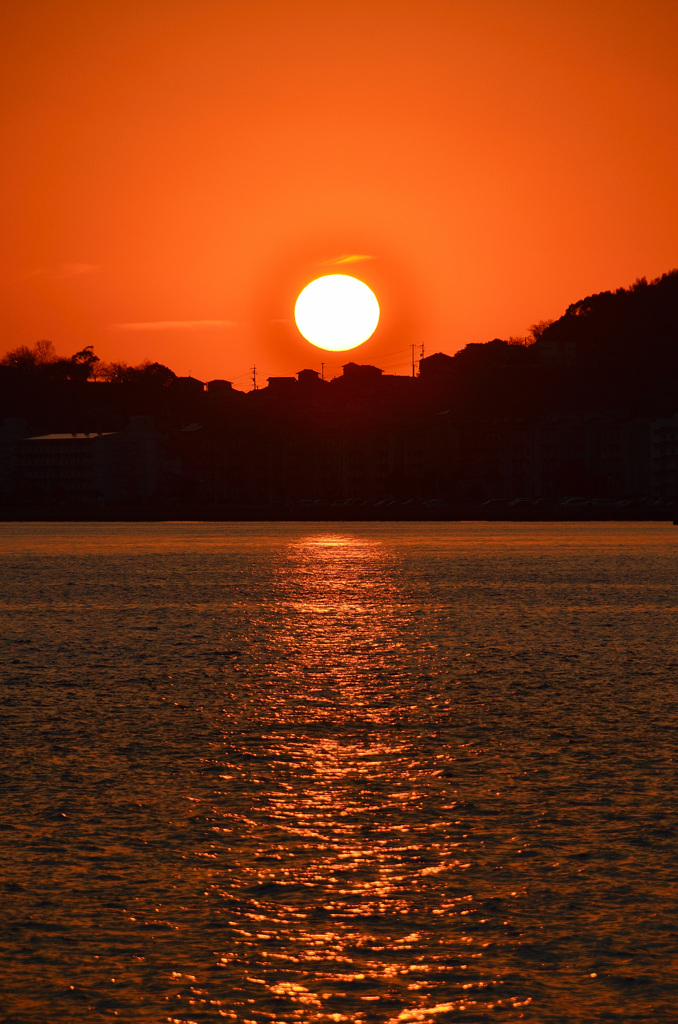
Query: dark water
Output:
[[1, 522, 677, 1023]]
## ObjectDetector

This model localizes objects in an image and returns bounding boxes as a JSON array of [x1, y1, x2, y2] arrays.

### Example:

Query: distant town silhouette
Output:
[[2, 271, 677, 520]]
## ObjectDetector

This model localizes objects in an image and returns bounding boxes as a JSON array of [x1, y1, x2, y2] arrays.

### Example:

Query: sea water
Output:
[[1, 522, 677, 1023]]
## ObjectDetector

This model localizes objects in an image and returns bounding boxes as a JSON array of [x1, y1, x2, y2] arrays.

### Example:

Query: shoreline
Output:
[[1, 501, 676, 524]]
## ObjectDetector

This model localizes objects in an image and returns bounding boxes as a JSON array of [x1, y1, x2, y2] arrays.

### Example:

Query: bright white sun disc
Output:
[[294, 274, 380, 351]]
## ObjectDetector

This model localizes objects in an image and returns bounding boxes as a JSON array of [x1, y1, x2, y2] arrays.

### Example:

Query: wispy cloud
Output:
[[59, 263, 100, 278], [25, 263, 100, 279], [323, 254, 375, 266], [111, 320, 237, 332]]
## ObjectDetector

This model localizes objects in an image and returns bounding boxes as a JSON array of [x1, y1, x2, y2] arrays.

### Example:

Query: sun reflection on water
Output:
[[197, 531, 517, 1021]]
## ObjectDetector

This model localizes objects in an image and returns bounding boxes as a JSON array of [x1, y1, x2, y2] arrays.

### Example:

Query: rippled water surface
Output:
[[1, 522, 677, 1023]]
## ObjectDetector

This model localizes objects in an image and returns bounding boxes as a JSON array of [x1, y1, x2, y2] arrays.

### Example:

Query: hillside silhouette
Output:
[[1, 271, 677, 518], [419, 270, 678, 417]]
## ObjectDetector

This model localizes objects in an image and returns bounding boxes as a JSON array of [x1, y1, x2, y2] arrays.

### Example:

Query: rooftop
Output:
[[25, 432, 116, 441]]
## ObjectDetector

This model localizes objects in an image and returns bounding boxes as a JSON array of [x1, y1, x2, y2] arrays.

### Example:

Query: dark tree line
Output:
[[0, 340, 176, 388]]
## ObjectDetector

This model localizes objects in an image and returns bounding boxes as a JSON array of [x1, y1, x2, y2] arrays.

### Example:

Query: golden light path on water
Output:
[[196, 533, 529, 1021]]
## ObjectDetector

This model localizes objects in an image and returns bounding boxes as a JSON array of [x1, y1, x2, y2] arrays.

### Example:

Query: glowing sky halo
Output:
[[294, 274, 380, 351]]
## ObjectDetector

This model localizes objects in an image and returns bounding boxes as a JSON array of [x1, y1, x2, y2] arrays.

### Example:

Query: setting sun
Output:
[[294, 274, 380, 352]]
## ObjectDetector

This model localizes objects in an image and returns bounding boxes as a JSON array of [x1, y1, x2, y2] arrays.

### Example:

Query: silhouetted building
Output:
[[419, 352, 455, 379], [340, 362, 383, 382], [266, 376, 297, 393], [206, 379, 233, 393], [296, 368, 326, 387], [12, 416, 159, 503], [651, 414, 678, 498], [173, 376, 205, 394], [533, 333, 578, 367], [0, 418, 30, 498]]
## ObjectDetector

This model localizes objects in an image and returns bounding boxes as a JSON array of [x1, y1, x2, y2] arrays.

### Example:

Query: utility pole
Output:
[[411, 344, 416, 378], [321, 362, 325, 381], [252, 366, 257, 391]]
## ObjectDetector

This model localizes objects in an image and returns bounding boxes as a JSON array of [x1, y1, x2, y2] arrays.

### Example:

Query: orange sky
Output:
[[1, 0, 677, 387]]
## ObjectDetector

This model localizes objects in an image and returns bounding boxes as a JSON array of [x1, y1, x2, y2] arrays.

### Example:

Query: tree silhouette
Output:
[[0, 339, 57, 370]]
